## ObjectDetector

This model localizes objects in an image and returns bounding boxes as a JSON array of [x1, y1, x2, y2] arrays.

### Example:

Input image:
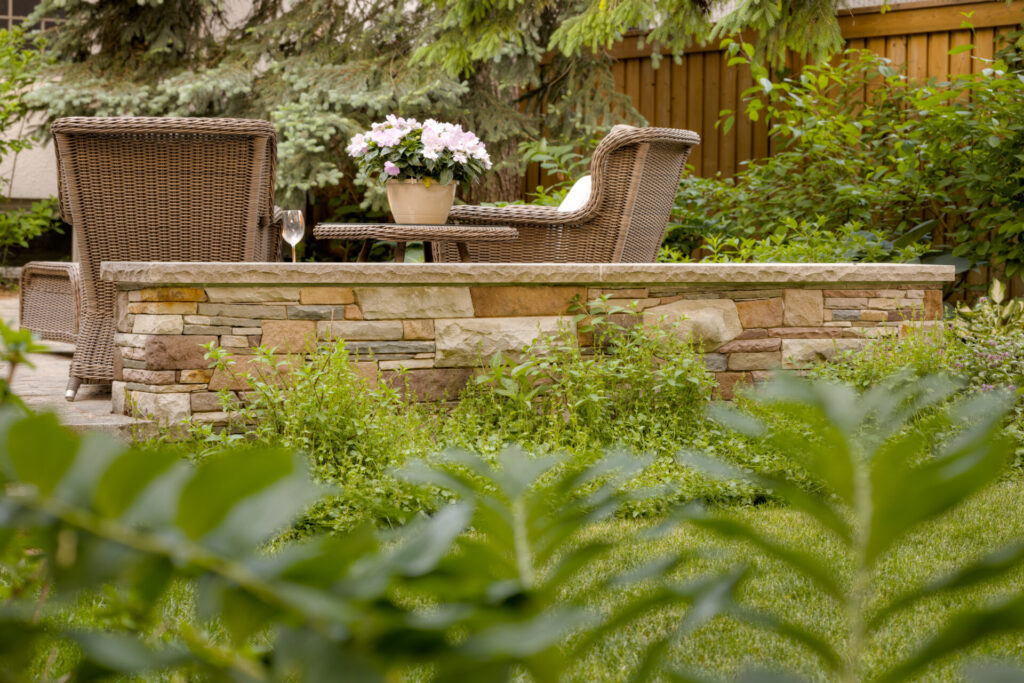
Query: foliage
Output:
[[347, 115, 492, 186], [663, 216, 928, 264], [956, 279, 1024, 341], [681, 373, 1024, 682], [25, 0, 848, 208], [0, 27, 45, 169], [446, 298, 714, 456], [517, 136, 600, 206], [0, 421, 744, 681], [0, 197, 63, 268], [190, 341, 437, 532], [669, 46, 1024, 275]]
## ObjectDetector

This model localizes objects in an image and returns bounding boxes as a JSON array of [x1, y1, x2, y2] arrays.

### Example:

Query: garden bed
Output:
[[102, 262, 953, 423]]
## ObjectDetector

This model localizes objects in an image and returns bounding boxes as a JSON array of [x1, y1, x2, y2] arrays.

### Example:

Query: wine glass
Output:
[[282, 210, 305, 263]]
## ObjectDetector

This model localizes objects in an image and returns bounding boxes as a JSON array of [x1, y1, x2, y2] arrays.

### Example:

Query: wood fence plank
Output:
[[973, 27, 995, 69], [949, 29, 973, 75], [736, 63, 753, 169], [670, 58, 687, 128], [640, 57, 656, 123], [686, 53, 704, 175], [908, 34, 929, 80], [928, 31, 950, 78], [702, 50, 721, 176], [839, 1, 1023, 39], [720, 53, 738, 176], [887, 34, 908, 66], [655, 60, 672, 126]]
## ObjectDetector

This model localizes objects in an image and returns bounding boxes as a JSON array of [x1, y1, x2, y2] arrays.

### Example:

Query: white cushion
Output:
[[557, 175, 592, 213]]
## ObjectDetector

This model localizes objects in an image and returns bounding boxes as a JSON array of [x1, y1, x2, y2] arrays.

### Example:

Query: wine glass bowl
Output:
[[282, 210, 305, 262]]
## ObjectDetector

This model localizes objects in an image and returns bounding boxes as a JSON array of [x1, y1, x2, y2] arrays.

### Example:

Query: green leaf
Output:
[[95, 449, 180, 518], [4, 412, 77, 496]]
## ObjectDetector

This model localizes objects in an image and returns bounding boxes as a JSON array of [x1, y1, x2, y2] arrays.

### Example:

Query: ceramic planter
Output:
[[385, 179, 456, 225]]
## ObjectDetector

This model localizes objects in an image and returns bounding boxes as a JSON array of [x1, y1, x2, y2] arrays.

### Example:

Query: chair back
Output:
[[52, 116, 280, 312], [437, 125, 698, 263]]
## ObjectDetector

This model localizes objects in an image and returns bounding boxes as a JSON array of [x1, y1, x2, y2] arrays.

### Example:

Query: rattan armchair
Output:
[[433, 125, 700, 263], [52, 116, 282, 400]]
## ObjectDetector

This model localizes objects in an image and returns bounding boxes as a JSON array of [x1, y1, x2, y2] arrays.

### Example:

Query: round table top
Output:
[[313, 223, 518, 242]]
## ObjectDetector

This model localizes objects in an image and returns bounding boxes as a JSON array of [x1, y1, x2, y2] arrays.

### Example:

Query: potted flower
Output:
[[346, 116, 492, 224]]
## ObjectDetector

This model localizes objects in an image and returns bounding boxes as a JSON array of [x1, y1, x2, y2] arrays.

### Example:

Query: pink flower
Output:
[[384, 161, 400, 176]]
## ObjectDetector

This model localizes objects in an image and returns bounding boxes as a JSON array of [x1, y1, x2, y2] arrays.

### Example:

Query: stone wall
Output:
[[102, 263, 953, 424]]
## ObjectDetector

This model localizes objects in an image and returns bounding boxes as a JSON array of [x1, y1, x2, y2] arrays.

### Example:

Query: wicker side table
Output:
[[20, 261, 82, 344], [313, 223, 518, 263]]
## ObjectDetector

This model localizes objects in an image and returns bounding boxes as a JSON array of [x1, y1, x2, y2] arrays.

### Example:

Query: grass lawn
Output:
[[566, 480, 1024, 682]]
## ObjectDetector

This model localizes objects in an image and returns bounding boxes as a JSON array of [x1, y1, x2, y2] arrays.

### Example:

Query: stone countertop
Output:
[[101, 262, 956, 287]]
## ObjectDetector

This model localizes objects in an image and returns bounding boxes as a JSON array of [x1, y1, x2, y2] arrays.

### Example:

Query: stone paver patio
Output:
[[0, 295, 152, 438]]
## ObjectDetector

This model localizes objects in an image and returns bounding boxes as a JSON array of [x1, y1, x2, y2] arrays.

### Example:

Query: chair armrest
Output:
[[448, 203, 594, 227]]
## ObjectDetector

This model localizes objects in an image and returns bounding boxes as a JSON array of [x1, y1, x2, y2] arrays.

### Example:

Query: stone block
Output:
[[598, 288, 648, 298], [353, 361, 379, 387], [904, 290, 925, 299], [723, 289, 785, 300], [357, 286, 474, 319], [470, 285, 587, 317], [191, 391, 238, 412], [769, 327, 844, 339], [122, 359, 147, 370], [859, 310, 888, 322], [183, 325, 233, 335], [115, 291, 132, 333], [824, 298, 868, 309], [862, 327, 899, 338], [347, 341, 436, 356], [180, 368, 214, 384], [702, 353, 727, 372], [205, 286, 301, 303], [190, 412, 234, 425], [208, 354, 298, 391], [384, 367, 475, 401], [924, 290, 943, 320], [130, 287, 206, 302], [831, 309, 861, 321], [114, 333, 151, 349], [642, 299, 742, 352], [144, 335, 217, 370], [378, 358, 435, 371], [184, 315, 262, 327], [822, 290, 880, 298], [736, 298, 783, 328], [868, 298, 898, 310], [717, 338, 782, 353], [783, 289, 823, 326], [113, 349, 123, 381], [736, 328, 768, 340], [300, 287, 355, 305], [434, 317, 568, 367], [286, 305, 350, 321], [781, 339, 866, 369], [317, 321, 404, 342], [220, 335, 252, 348], [728, 351, 781, 371], [197, 303, 287, 320], [403, 319, 435, 340], [133, 314, 183, 335], [345, 305, 363, 320], [714, 372, 752, 400], [233, 328, 263, 335], [123, 382, 205, 393], [129, 392, 191, 423], [122, 369, 176, 385], [261, 320, 317, 353], [121, 346, 146, 362], [127, 302, 198, 315], [112, 381, 128, 415]]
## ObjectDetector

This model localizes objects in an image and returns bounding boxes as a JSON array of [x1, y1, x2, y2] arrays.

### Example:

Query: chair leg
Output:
[[65, 376, 82, 401]]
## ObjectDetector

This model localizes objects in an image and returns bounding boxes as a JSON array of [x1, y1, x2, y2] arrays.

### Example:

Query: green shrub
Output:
[[446, 299, 714, 455], [662, 216, 927, 264], [0, 197, 63, 268], [192, 342, 439, 532], [677, 373, 1024, 682], [663, 45, 1024, 277]]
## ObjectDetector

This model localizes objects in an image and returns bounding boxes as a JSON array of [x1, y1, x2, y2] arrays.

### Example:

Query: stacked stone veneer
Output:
[[102, 263, 953, 424]]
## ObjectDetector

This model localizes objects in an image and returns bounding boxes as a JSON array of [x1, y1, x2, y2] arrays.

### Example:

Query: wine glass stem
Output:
[[292, 245, 297, 263]]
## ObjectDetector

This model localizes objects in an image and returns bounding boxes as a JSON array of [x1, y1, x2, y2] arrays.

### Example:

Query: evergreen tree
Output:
[[24, 0, 843, 207]]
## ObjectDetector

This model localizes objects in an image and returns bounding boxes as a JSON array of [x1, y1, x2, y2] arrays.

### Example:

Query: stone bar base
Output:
[[101, 263, 953, 424]]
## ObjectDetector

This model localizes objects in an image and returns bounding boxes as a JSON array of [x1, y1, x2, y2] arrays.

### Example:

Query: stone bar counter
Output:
[[101, 262, 954, 424]]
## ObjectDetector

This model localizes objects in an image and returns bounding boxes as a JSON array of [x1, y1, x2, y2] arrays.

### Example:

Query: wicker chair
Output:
[[52, 116, 282, 400], [433, 124, 700, 263]]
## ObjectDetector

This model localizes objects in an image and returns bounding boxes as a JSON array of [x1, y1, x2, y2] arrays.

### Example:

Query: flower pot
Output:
[[386, 179, 456, 225]]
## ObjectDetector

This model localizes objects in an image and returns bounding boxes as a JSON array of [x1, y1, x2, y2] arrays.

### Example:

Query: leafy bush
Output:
[[664, 45, 1024, 276], [0, 197, 63, 268], [192, 342, 438, 532], [680, 374, 1024, 682], [662, 216, 927, 264], [0, 417, 743, 681]]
